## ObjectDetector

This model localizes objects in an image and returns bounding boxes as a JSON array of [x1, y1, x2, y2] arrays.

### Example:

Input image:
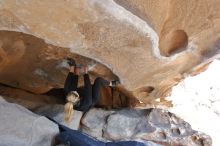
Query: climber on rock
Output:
[[63, 58, 120, 123], [50, 58, 147, 146]]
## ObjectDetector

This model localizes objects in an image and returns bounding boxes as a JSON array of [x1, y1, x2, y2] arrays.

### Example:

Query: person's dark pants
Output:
[[92, 77, 110, 106], [56, 124, 147, 146], [56, 129, 105, 146], [64, 72, 109, 111]]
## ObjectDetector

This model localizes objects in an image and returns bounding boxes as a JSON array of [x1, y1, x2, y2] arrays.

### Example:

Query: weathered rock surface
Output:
[[0, 83, 139, 110], [0, 96, 59, 146], [0, 83, 64, 109], [81, 108, 211, 146], [0, 0, 220, 106], [0, 94, 212, 146], [0, 31, 117, 94], [33, 104, 83, 130], [166, 59, 220, 146], [81, 108, 115, 140]]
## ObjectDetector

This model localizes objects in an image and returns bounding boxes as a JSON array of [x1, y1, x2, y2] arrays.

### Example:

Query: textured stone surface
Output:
[[0, 31, 117, 94], [104, 109, 155, 140], [81, 108, 211, 146], [0, 93, 212, 146], [81, 108, 114, 139], [0, 84, 64, 109], [33, 104, 83, 130], [0, 0, 220, 106], [0, 96, 59, 146]]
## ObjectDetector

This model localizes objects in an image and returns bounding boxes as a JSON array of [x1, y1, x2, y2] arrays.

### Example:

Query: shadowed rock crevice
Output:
[[159, 30, 188, 57], [81, 108, 211, 145], [0, 30, 118, 94], [0, 83, 64, 110], [0, 80, 138, 111]]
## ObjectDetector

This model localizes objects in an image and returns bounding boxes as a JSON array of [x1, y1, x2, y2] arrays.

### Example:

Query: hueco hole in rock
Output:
[[0, 0, 220, 146]]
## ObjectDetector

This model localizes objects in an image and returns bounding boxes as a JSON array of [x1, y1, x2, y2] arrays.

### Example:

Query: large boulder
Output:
[[0, 0, 220, 107], [81, 108, 114, 139], [0, 96, 59, 146], [33, 104, 83, 130], [81, 108, 211, 146], [0, 94, 212, 146]]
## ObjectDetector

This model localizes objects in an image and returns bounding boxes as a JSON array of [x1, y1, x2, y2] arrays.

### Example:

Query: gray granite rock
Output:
[[81, 108, 114, 139], [0, 96, 59, 146], [33, 104, 83, 130], [81, 108, 212, 146], [148, 109, 171, 129]]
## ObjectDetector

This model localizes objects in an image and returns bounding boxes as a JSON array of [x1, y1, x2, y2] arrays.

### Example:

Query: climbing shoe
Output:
[[110, 80, 120, 87], [66, 58, 76, 66]]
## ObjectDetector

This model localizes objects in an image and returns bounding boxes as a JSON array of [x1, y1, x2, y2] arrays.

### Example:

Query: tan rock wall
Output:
[[0, 0, 220, 106]]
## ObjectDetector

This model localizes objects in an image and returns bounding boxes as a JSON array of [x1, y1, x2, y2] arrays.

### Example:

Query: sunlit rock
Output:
[[166, 59, 220, 146], [0, 0, 220, 104]]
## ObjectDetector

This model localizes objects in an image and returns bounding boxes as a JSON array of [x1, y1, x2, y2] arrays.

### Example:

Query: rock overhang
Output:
[[0, 0, 220, 107]]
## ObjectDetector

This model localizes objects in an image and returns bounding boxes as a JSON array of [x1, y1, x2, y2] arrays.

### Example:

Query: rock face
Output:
[[0, 31, 117, 94], [166, 59, 220, 146], [0, 83, 64, 109], [33, 104, 83, 130], [0, 0, 220, 106], [81, 108, 211, 146], [0, 1, 219, 144], [0, 94, 212, 146], [0, 96, 59, 146]]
